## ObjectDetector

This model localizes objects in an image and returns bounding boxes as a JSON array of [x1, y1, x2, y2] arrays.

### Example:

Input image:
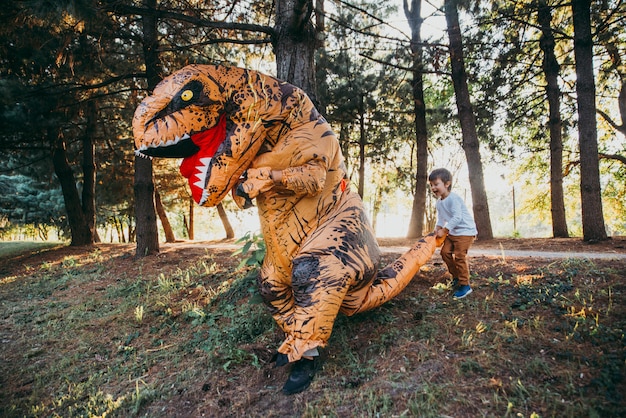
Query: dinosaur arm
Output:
[[278, 160, 327, 196], [240, 158, 328, 200]]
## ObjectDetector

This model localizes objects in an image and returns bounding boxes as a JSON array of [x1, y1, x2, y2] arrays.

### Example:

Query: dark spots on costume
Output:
[[233, 93, 245, 105], [332, 248, 351, 267], [224, 100, 240, 115], [279, 84, 297, 108], [213, 152, 231, 167], [377, 262, 401, 280], [257, 273, 289, 311], [262, 118, 279, 130], [314, 114, 327, 126], [307, 108, 319, 121], [321, 130, 334, 138], [292, 256, 321, 306]]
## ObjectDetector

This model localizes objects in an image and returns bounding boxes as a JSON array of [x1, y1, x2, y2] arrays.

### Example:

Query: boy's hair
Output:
[[428, 168, 453, 191]]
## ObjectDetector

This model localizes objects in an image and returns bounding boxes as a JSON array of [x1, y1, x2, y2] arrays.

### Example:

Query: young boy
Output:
[[428, 168, 478, 299]]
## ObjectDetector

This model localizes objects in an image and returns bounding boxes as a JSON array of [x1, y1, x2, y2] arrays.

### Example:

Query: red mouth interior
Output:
[[179, 115, 227, 203]]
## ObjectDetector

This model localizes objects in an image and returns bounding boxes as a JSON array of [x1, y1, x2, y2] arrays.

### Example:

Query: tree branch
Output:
[[599, 152, 626, 165], [360, 53, 451, 76], [597, 108, 626, 136], [100, 1, 275, 37], [158, 37, 271, 53]]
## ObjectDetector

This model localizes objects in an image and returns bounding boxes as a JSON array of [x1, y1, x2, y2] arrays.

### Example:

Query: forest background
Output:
[[1, 2, 626, 417], [0, 0, 624, 250]]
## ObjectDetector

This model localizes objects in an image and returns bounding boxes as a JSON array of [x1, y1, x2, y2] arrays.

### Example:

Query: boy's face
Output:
[[429, 178, 451, 199]]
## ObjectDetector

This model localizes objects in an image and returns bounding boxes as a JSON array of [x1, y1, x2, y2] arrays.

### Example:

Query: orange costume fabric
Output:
[[133, 65, 444, 363]]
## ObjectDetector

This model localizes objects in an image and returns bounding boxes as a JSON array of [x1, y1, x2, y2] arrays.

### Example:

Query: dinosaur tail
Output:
[[346, 232, 444, 315]]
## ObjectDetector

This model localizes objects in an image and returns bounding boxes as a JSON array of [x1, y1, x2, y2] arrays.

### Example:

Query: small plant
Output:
[[233, 231, 266, 270], [461, 328, 474, 347], [504, 318, 519, 336], [62, 256, 77, 268], [156, 273, 176, 293], [134, 305, 144, 323], [408, 383, 446, 417], [182, 300, 205, 321], [475, 320, 487, 334]]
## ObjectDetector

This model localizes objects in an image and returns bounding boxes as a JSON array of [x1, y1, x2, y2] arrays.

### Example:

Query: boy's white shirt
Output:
[[436, 191, 478, 236]]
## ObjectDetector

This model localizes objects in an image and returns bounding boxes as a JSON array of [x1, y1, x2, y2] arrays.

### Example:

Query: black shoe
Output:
[[282, 358, 316, 395], [271, 352, 289, 367]]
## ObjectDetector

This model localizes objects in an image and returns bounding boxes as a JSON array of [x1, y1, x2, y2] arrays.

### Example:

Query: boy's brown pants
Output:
[[441, 235, 475, 285]]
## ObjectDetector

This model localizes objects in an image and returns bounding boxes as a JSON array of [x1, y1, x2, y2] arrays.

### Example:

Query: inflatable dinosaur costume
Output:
[[133, 64, 443, 393]]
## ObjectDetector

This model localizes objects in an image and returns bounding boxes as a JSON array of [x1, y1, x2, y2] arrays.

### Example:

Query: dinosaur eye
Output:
[[181, 90, 194, 101]]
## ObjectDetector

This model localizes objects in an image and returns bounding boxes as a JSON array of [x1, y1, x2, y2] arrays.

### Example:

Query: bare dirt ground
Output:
[[379, 235, 626, 253], [379, 236, 626, 259]]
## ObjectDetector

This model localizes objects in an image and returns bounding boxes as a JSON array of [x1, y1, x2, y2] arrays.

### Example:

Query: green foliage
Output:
[[0, 241, 61, 260], [0, 174, 67, 238], [232, 231, 266, 270]]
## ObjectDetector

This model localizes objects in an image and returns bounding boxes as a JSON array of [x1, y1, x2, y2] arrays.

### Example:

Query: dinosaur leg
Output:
[[275, 253, 356, 362], [257, 257, 346, 362], [256, 261, 295, 335], [270, 191, 381, 362]]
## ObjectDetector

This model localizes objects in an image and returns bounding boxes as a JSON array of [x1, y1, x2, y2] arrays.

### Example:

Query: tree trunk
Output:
[[371, 184, 383, 233], [81, 100, 101, 243], [187, 196, 194, 240], [134, 0, 162, 256], [571, 0, 607, 241], [134, 157, 159, 256], [405, 0, 429, 239], [52, 129, 93, 246], [358, 95, 365, 198], [274, 0, 319, 99], [538, 0, 569, 238], [114, 217, 125, 243], [444, 0, 493, 240], [216, 202, 235, 239], [314, 0, 327, 116], [339, 122, 351, 171], [155, 189, 176, 242]]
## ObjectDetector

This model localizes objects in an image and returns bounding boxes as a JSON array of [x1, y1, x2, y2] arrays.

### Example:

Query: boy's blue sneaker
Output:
[[453, 285, 472, 299]]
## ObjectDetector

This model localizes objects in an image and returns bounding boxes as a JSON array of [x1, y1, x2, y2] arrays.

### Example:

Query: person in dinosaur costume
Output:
[[133, 64, 445, 395]]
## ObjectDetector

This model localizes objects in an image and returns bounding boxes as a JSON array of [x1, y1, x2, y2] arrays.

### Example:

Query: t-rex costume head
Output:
[[133, 64, 444, 363]]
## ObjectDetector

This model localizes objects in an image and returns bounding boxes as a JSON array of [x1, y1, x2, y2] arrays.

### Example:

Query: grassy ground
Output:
[[0, 241, 63, 259], [0, 240, 625, 417]]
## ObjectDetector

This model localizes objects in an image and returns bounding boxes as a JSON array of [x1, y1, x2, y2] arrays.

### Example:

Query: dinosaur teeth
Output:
[[134, 150, 152, 159], [199, 189, 209, 206], [191, 157, 212, 193], [193, 178, 205, 189], [199, 157, 212, 169]]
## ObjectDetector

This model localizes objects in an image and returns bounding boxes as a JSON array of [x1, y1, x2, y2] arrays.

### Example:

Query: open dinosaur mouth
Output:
[[179, 115, 227, 204], [135, 134, 200, 158]]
